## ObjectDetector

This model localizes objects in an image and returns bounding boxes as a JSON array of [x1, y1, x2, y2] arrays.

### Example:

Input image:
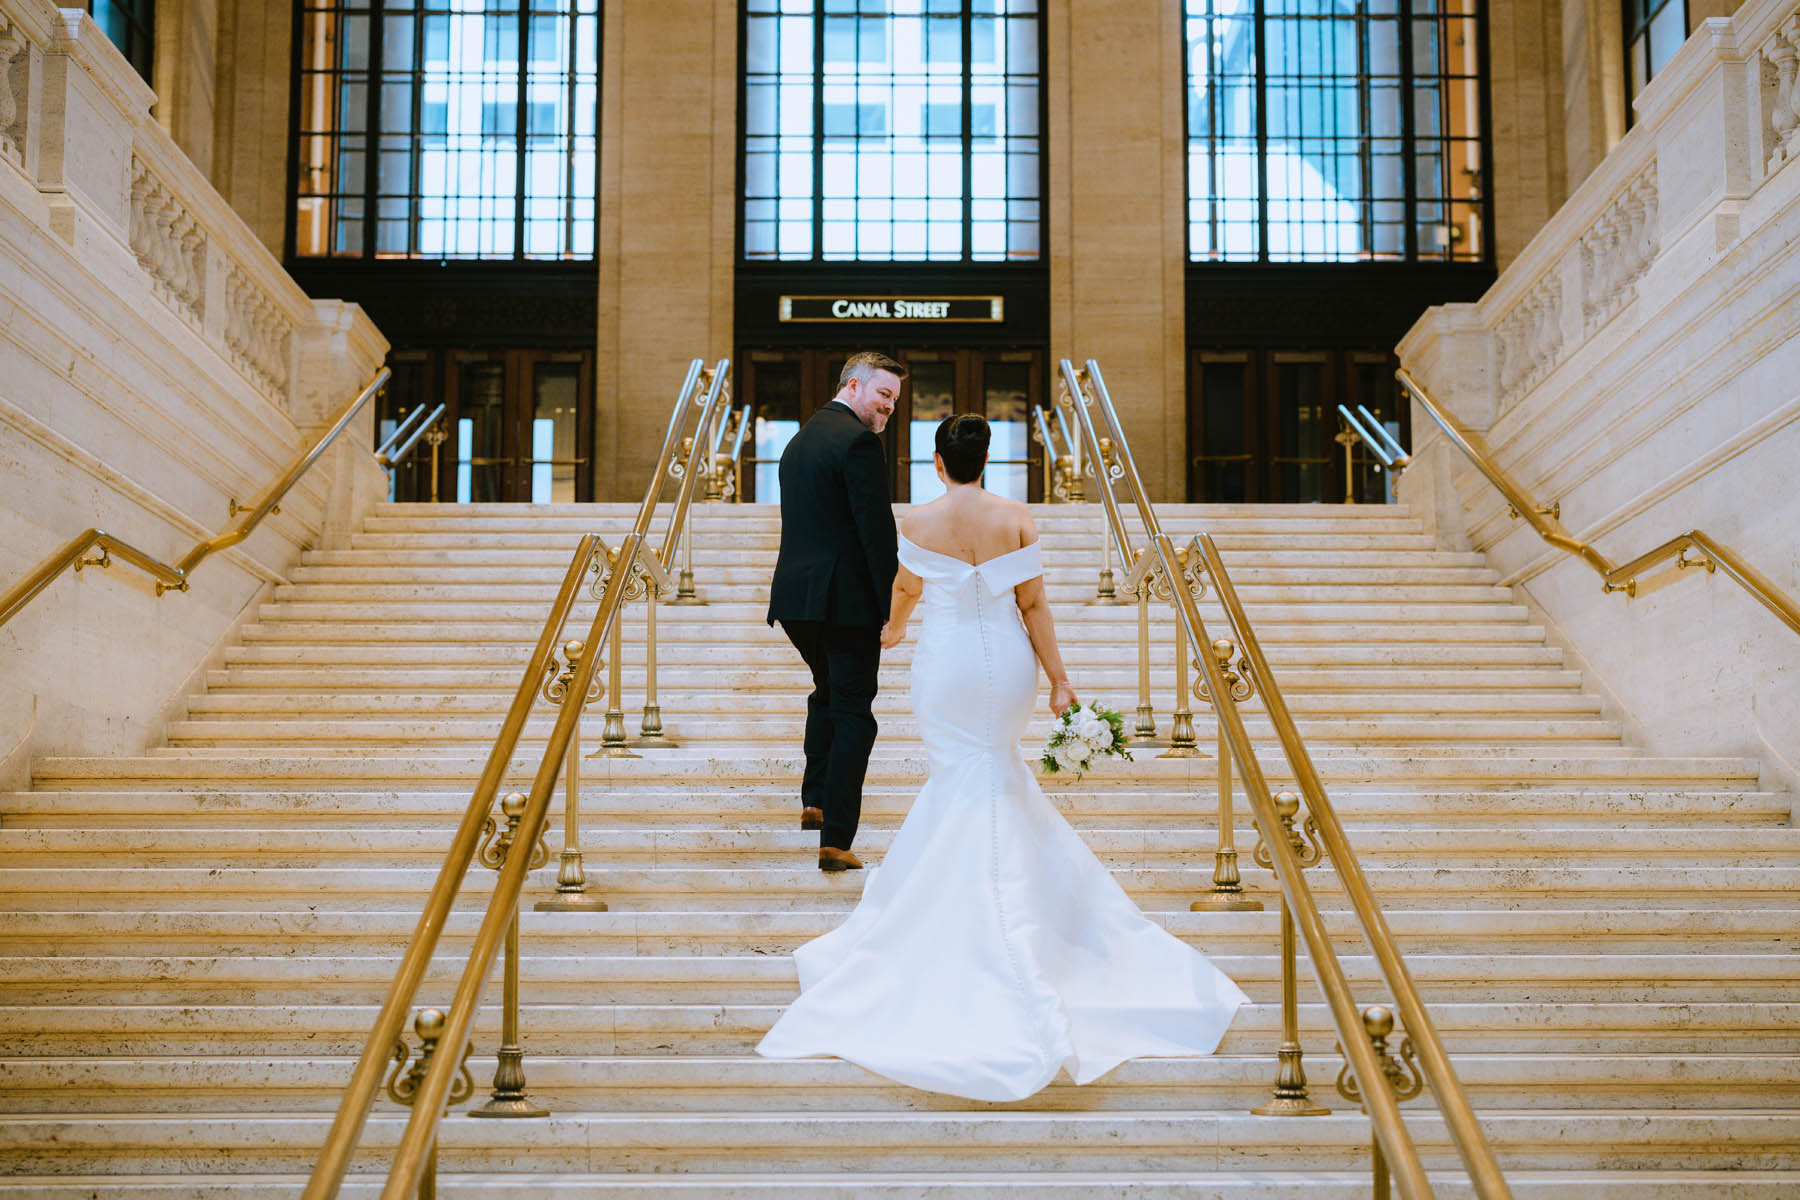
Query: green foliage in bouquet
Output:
[[1040, 701, 1133, 777]]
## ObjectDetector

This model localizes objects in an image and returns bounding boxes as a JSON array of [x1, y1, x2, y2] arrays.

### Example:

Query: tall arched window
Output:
[[741, 0, 1043, 263], [292, 1, 599, 260], [1184, 0, 1487, 264]]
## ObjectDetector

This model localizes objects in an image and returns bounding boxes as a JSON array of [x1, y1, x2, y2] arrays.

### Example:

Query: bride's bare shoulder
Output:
[[900, 498, 948, 540], [1003, 497, 1039, 548]]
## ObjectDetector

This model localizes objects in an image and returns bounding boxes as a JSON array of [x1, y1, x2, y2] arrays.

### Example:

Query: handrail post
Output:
[[1335, 420, 1359, 504], [639, 573, 668, 743], [469, 792, 549, 1119], [536, 640, 607, 913], [1251, 791, 1329, 1116], [593, 544, 640, 760], [1337, 1005, 1427, 1200], [1155, 548, 1200, 759], [381, 1009, 473, 1200], [1132, 566, 1158, 742], [1191, 638, 1262, 913]]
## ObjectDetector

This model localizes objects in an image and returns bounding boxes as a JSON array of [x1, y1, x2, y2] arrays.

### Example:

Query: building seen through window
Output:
[[1185, 0, 1485, 263], [743, 0, 1043, 262], [293, 0, 598, 259], [89, 0, 154, 82], [1625, 0, 1687, 106]]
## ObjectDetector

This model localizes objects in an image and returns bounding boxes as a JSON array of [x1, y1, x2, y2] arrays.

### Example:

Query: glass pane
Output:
[[294, 2, 598, 260], [745, 3, 1040, 262], [458, 362, 508, 503], [982, 359, 1030, 502], [906, 360, 957, 503], [1185, 0, 1485, 263], [1199, 361, 1248, 501], [1276, 359, 1327, 501], [531, 362, 580, 503], [751, 361, 804, 503]]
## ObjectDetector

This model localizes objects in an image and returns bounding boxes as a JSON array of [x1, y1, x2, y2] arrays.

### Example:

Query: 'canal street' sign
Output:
[[778, 295, 1005, 323]]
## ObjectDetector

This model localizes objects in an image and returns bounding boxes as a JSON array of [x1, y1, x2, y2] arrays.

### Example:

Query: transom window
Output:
[[1185, 0, 1486, 263], [742, 0, 1043, 263], [1625, 0, 1686, 105], [293, 1, 598, 260]]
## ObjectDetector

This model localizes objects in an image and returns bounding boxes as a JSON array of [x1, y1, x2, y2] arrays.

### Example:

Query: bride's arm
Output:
[[1015, 576, 1075, 715], [881, 567, 923, 650]]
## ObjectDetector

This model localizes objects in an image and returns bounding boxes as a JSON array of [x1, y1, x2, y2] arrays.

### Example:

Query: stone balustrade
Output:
[[1398, 0, 1800, 790], [1, 0, 308, 409], [0, 1, 388, 783]]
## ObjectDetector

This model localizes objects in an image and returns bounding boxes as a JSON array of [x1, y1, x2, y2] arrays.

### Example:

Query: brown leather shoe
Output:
[[800, 807, 824, 831], [818, 846, 863, 872]]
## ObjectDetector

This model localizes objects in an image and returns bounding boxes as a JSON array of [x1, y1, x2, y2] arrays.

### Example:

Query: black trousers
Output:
[[779, 619, 881, 851]]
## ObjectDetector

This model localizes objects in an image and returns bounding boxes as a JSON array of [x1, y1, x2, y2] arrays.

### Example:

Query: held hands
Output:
[[1049, 680, 1077, 717], [880, 620, 906, 650]]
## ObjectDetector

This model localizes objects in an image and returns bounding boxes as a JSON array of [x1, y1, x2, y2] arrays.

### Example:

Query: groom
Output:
[[767, 351, 904, 872]]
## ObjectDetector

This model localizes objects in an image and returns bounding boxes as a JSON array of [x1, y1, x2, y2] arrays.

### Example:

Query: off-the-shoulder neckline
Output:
[[898, 532, 1039, 571]]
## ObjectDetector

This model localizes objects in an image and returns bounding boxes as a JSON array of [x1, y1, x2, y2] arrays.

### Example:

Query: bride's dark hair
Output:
[[935, 414, 990, 484]]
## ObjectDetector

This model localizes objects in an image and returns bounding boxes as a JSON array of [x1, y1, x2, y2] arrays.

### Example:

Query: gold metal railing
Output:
[[0, 368, 392, 630], [376, 403, 449, 502], [1059, 357, 1511, 1200], [1397, 368, 1800, 637], [303, 358, 731, 1199]]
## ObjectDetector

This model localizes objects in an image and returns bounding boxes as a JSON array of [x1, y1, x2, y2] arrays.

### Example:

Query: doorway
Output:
[[1187, 348, 1408, 503], [380, 348, 593, 503], [739, 347, 1046, 504]]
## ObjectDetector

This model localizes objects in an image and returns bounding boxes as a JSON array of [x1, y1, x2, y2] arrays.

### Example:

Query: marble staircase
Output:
[[0, 502, 1795, 1196]]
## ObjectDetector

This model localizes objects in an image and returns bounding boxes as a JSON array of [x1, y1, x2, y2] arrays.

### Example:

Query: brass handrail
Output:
[[1060, 357, 1512, 1199], [1337, 404, 1411, 472], [1397, 368, 1800, 636], [376, 403, 446, 469], [304, 358, 725, 1197], [658, 360, 731, 576], [0, 367, 391, 629]]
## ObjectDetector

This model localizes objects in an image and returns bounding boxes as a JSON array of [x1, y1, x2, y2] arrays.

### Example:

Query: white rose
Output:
[[1074, 711, 1108, 744], [1053, 742, 1086, 772]]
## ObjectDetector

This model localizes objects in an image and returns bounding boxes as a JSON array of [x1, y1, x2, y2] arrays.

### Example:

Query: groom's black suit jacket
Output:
[[767, 401, 899, 629]]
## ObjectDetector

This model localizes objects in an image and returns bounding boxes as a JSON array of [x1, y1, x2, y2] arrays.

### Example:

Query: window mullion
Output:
[[962, 2, 973, 262], [813, 3, 826, 263], [1400, 0, 1417, 261], [1253, 0, 1268, 262], [367, 1, 384, 260], [515, 5, 530, 259]]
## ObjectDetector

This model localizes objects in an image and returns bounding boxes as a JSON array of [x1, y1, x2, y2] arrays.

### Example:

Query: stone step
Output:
[[1, 865, 1792, 914], [182, 689, 1606, 717], [200, 664, 1597, 693], [298, 548, 1504, 585], [342, 536, 1483, 564], [239, 613, 1549, 643], [6, 789, 1779, 831], [2, 1053, 1796, 1115], [5, 826, 1791, 866], [6, 1169, 1800, 1199], [30, 752, 1759, 788], [3, 953, 1792, 1008], [3, 1109, 1797, 1174], [3, 908, 1792, 958], [160, 715, 1629, 748], [214, 642, 1569, 669]]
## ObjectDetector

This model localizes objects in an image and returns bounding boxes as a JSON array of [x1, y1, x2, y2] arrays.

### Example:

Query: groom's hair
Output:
[[936, 414, 990, 483], [837, 351, 907, 393]]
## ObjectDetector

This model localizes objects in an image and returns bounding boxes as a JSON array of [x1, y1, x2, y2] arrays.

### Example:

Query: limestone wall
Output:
[[0, 2, 388, 784], [1398, 0, 1800, 791]]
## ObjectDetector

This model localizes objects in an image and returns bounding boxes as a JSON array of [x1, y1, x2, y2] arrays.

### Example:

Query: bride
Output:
[[755, 414, 1248, 1102]]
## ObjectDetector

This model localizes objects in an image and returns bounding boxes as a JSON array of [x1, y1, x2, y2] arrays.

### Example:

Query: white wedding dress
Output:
[[755, 534, 1248, 1102]]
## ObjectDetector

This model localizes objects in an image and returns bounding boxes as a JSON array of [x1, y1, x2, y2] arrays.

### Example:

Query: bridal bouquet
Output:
[[1040, 701, 1132, 778]]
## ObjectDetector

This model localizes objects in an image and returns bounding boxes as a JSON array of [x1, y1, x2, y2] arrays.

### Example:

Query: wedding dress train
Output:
[[755, 534, 1248, 1102]]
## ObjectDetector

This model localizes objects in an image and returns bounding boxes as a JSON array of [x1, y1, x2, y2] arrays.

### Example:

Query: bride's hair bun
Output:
[[935, 414, 990, 484]]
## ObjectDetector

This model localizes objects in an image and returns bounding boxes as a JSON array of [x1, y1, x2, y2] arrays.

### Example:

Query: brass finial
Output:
[[1362, 1005, 1395, 1040], [416, 1007, 445, 1043]]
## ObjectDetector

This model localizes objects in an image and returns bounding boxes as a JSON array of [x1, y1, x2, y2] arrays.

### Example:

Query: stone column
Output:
[[1486, 0, 1570, 268], [209, 0, 291, 257], [152, 0, 218, 178], [592, 0, 736, 501], [1048, 0, 1189, 501]]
